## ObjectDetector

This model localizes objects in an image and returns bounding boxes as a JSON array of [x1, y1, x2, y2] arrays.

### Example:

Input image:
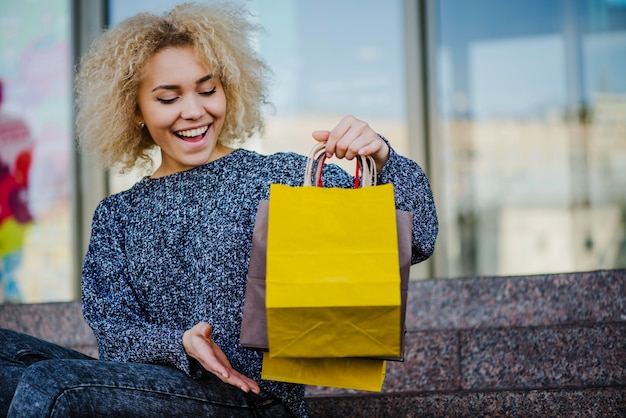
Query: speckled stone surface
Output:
[[459, 323, 625, 390], [0, 301, 98, 358], [405, 269, 625, 330], [1, 269, 624, 417], [306, 388, 626, 418]]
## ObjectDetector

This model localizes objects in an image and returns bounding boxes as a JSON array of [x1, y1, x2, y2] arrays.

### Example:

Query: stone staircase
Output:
[[1, 269, 624, 417]]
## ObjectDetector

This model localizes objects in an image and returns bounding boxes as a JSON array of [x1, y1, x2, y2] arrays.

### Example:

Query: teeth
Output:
[[177, 126, 208, 138]]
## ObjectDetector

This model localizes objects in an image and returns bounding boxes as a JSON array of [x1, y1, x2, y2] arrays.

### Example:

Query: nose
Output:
[[180, 95, 205, 120]]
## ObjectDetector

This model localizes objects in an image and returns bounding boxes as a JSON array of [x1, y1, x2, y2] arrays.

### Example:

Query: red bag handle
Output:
[[304, 143, 376, 188]]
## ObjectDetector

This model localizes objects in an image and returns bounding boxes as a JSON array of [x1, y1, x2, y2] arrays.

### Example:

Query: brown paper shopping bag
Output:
[[239, 201, 412, 361]]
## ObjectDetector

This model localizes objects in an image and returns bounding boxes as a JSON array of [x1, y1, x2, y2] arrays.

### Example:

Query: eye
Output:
[[157, 97, 179, 104], [199, 87, 217, 96]]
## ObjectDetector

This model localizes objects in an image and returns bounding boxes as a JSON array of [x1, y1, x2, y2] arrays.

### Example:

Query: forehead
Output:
[[142, 46, 214, 85]]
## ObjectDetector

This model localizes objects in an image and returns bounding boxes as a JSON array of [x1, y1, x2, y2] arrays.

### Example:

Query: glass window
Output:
[[248, 0, 408, 164], [0, 0, 74, 302], [431, 0, 626, 277], [108, 0, 408, 192]]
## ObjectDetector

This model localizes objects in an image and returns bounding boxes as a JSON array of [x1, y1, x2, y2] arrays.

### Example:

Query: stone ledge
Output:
[[0, 301, 96, 350], [1, 269, 624, 417], [0, 301, 95, 350], [307, 269, 626, 398], [406, 269, 625, 330], [306, 387, 626, 417], [305, 322, 625, 395]]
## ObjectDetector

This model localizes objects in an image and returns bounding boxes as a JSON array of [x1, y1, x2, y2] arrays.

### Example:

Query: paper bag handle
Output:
[[304, 142, 377, 188]]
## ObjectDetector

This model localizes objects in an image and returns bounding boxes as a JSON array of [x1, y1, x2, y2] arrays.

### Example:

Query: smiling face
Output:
[[136, 46, 229, 178]]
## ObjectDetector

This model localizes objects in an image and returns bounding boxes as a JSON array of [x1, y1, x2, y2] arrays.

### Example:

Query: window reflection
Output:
[[249, 0, 408, 171], [107, 0, 626, 279], [108, 0, 408, 189], [433, 0, 626, 276]]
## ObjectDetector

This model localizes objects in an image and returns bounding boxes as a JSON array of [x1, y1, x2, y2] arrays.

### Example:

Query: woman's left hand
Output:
[[311, 115, 390, 172], [182, 322, 260, 394]]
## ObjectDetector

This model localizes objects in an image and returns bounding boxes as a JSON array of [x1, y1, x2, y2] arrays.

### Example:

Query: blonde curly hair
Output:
[[75, 2, 271, 173]]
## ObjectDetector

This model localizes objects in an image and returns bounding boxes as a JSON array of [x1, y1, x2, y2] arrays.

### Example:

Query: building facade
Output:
[[1, 0, 624, 302]]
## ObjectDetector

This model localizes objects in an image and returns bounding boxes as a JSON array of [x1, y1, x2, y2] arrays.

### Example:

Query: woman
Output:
[[0, 2, 438, 417]]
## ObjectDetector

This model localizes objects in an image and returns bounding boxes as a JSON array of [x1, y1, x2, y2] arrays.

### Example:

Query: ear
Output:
[[134, 110, 145, 128]]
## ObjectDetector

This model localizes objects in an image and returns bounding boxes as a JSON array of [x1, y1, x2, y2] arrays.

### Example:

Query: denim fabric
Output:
[[0, 329, 295, 417]]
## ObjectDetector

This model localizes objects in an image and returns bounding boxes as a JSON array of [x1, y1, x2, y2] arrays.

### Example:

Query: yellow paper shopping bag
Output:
[[261, 353, 386, 392], [265, 182, 402, 359]]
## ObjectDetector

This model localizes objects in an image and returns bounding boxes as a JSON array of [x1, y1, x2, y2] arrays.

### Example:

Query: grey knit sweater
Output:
[[81, 144, 438, 417]]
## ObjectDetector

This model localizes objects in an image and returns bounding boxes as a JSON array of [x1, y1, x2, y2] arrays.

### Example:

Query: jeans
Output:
[[0, 329, 295, 417]]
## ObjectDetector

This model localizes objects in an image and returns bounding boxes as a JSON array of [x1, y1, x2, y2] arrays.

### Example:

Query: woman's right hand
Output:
[[182, 322, 260, 394]]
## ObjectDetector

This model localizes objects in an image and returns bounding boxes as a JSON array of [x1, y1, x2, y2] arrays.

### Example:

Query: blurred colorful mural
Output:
[[0, 0, 73, 302]]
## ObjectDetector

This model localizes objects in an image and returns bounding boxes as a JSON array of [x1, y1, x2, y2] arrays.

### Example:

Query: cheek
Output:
[[214, 90, 228, 117], [143, 103, 175, 128], [218, 102, 227, 119]]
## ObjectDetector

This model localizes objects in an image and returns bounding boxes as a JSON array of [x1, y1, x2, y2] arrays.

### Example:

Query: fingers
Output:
[[311, 115, 389, 170], [208, 342, 260, 394], [182, 322, 261, 394], [315, 115, 376, 159], [218, 367, 261, 394], [311, 130, 330, 143]]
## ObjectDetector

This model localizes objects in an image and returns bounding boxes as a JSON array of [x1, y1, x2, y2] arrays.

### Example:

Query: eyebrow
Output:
[[151, 74, 215, 93]]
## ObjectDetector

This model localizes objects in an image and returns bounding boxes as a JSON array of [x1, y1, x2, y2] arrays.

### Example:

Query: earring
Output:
[[139, 122, 145, 129]]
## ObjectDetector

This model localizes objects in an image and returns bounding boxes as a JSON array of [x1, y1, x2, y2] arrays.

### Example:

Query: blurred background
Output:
[[1, 0, 624, 303]]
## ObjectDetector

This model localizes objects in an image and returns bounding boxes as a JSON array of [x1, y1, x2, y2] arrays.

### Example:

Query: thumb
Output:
[[311, 130, 330, 142], [200, 322, 214, 340]]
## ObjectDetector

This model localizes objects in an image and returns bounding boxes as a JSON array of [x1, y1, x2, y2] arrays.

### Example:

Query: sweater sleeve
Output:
[[377, 136, 438, 264], [81, 199, 199, 377]]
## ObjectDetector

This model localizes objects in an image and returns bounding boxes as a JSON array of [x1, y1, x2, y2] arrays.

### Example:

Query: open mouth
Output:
[[175, 125, 210, 142]]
